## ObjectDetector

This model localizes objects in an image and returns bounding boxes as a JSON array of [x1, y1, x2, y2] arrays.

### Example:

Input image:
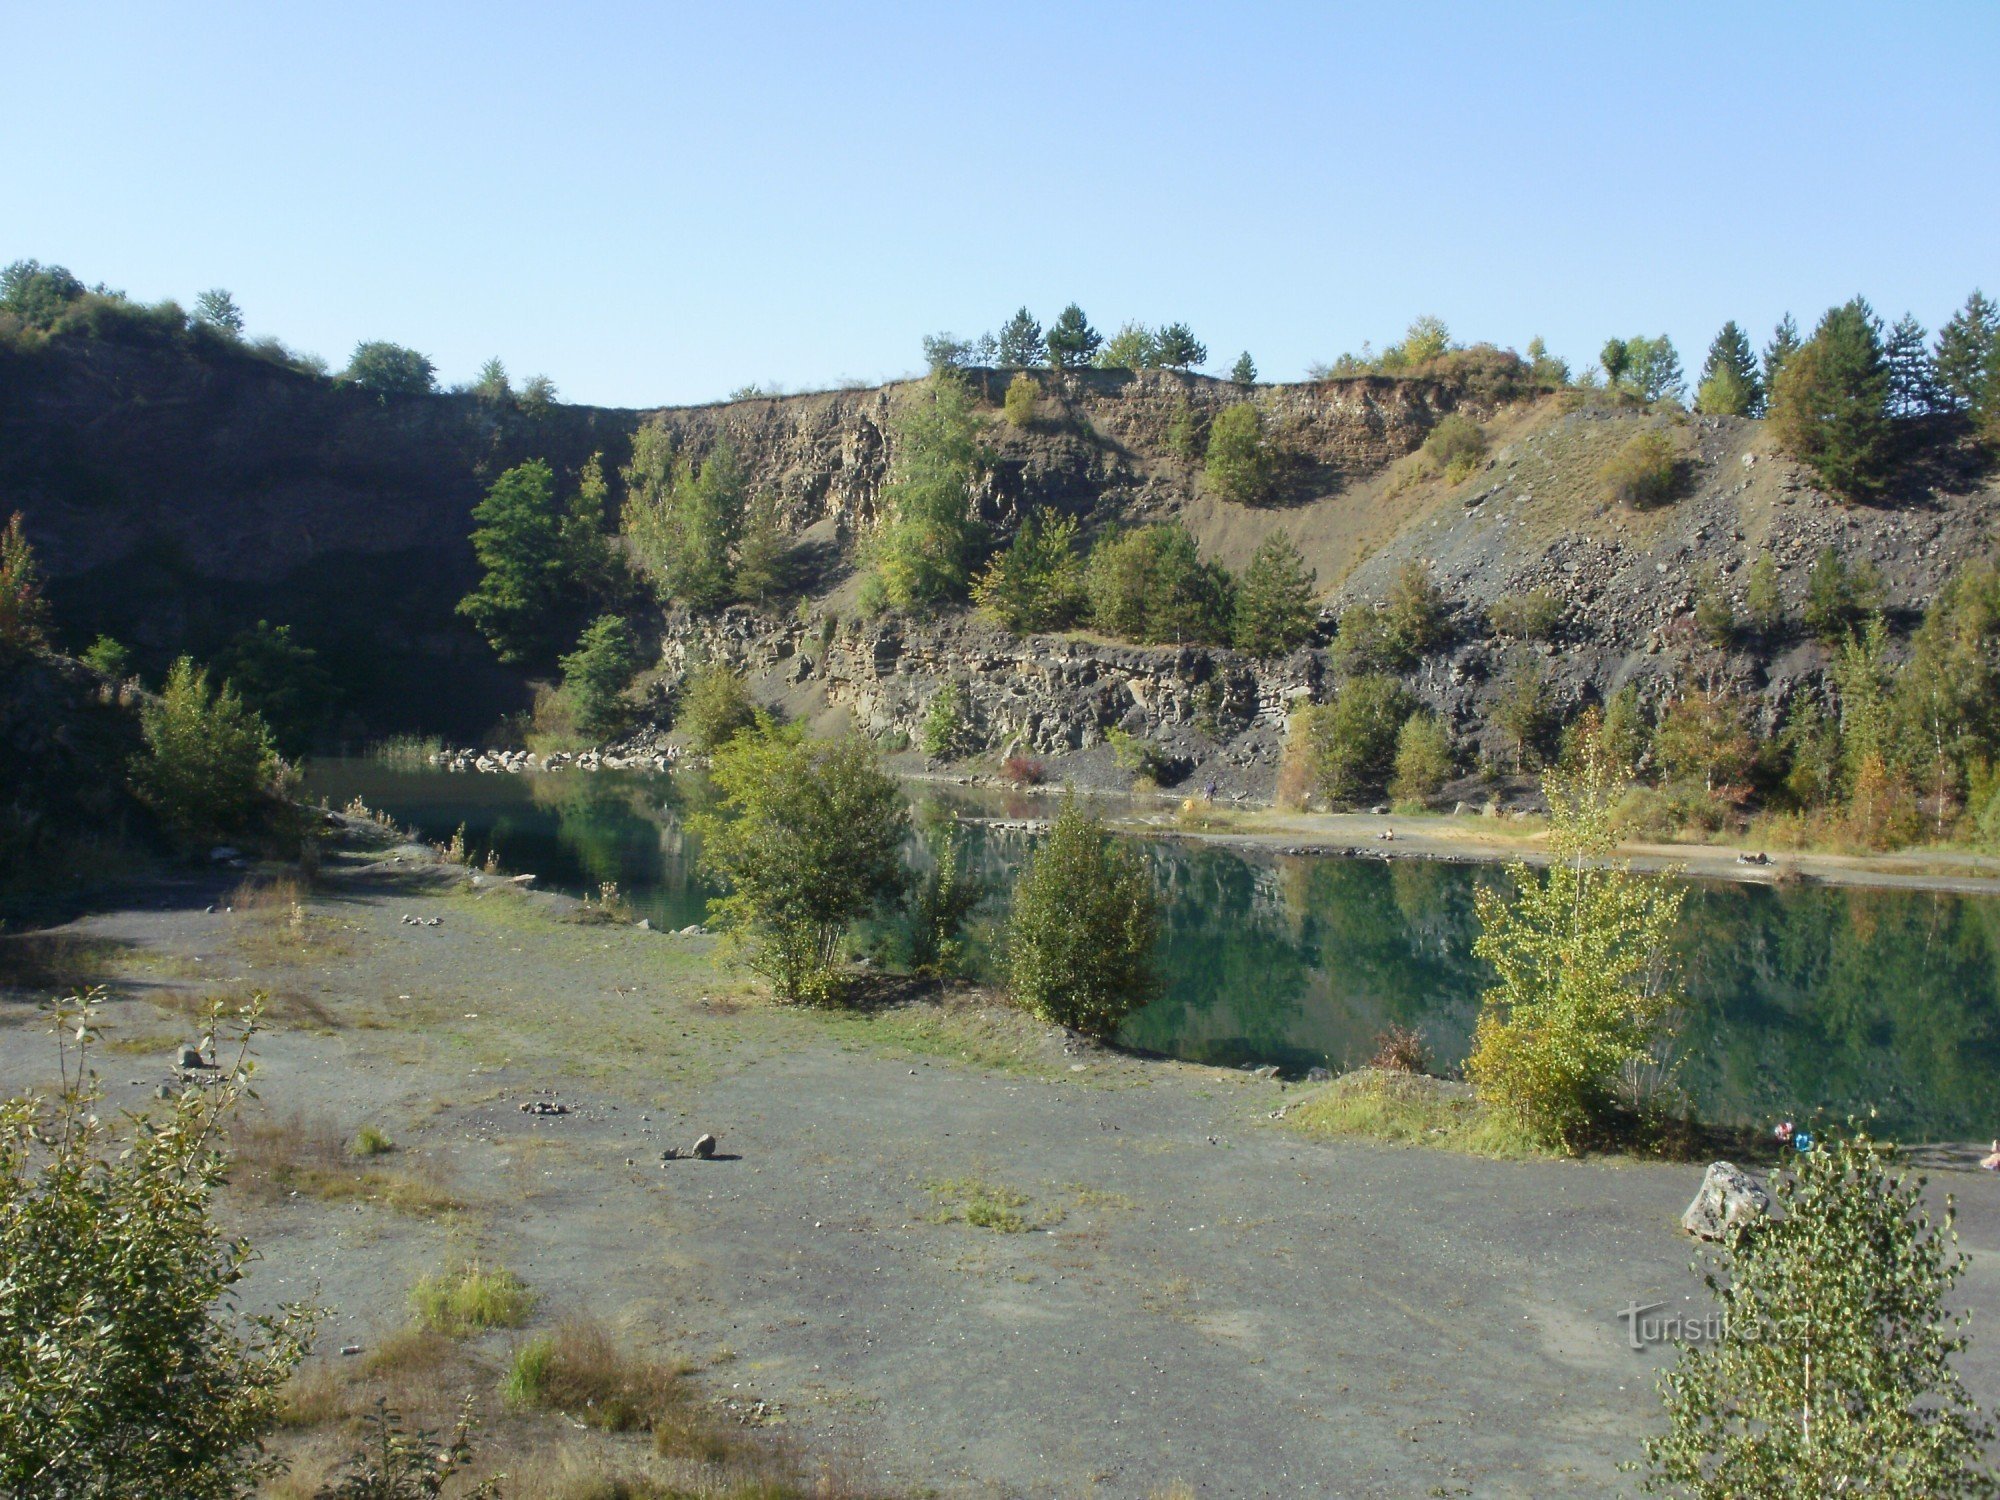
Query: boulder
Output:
[[1682, 1161, 1769, 1240], [177, 1044, 205, 1070], [692, 1133, 717, 1159]]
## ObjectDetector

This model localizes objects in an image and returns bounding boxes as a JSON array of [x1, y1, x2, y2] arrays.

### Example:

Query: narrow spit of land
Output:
[[5, 829, 1999, 1498]]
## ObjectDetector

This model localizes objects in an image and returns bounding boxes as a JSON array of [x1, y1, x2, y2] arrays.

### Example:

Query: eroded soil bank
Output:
[[6, 831, 2000, 1497]]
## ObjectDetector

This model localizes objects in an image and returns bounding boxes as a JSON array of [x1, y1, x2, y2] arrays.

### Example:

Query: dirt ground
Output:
[[7, 830, 2000, 1499]]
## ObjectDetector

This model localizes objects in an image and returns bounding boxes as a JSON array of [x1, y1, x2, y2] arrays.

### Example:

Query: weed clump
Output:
[[410, 1262, 535, 1335]]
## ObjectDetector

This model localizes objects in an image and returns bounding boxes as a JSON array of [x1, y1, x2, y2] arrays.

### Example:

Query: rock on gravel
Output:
[[1681, 1161, 1769, 1240]]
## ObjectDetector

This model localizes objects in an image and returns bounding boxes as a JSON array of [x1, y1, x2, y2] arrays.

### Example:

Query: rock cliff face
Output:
[[665, 607, 1319, 788], [0, 339, 1466, 738]]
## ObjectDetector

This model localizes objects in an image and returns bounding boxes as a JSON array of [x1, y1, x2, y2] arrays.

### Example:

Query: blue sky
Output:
[[7, 3, 1995, 407]]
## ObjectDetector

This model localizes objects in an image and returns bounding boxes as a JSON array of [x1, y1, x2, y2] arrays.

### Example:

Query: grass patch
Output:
[[276, 1362, 351, 1429], [503, 1320, 738, 1465], [926, 1176, 1036, 1232], [0, 929, 130, 991], [230, 1109, 459, 1215], [363, 1324, 459, 1379], [1282, 1068, 1547, 1160], [352, 1123, 395, 1156], [806, 992, 1058, 1079], [411, 1260, 536, 1334]]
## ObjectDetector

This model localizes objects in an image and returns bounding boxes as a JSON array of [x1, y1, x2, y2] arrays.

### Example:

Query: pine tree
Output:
[[1044, 304, 1103, 371], [996, 307, 1043, 368], [1935, 290, 1998, 413], [1232, 531, 1318, 656], [1768, 300, 1892, 499], [1696, 321, 1763, 416], [1153, 322, 1207, 369], [1885, 314, 1939, 418], [1763, 313, 1802, 392], [1230, 351, 1257, 385]]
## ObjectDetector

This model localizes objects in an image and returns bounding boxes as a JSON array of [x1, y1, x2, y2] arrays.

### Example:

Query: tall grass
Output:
[[370, 734, 446, 770], [410, 1261, 536, 1334]]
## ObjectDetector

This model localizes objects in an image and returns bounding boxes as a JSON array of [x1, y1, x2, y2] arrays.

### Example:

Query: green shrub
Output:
[[409, 1261, 535, 1335], [131, 657, 280, 843], [1421, 412, 1487, 481], [677, 662, 757, 752], [972, 511, 1086, 633], [1105, 726, 1169, 787], [0, 995, 314, 1498], [1643, 1127, 1997, 1495], [1598, 429, 1684, 508], [1390, 711, 1454, 803], [694, 724, 908, 1004], [1488, 589, 1563, 640], [1492, 653, 1556, 770], [559, 615, 640, 739], [1287, 675, 1415, 805], [920, 681, 967, 761], [621, 429, 746, 613], [503, 1321, 687, 1435], [350, 1125, 395, 1157], [1002, 371, 1039, 428], [1334, 561, 1451, 671], [1204, 403, 1275, 503], [1465, 731, 1684, 1152], [0, 512, 50, 659], [1803, 546, 1883, 643], [1006, 792, 1160, 1038], [870, 372, 989, 612], [1165, 397, 1203, 459], [79, 633, 132, 680]]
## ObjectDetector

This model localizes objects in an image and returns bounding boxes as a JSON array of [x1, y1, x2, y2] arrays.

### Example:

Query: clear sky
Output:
[[7, 3, 1995, 408]]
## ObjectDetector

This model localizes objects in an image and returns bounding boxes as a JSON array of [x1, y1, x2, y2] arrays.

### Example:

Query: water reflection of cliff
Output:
[[306, 762, 2000, 1140]]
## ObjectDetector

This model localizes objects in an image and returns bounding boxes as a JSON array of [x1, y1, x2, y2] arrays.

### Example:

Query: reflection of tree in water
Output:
[[522, 771, 715, 924], [1675, 883, 2000, 1139]]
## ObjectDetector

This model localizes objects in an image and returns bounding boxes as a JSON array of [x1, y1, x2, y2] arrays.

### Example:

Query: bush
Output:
[[410, 1260, 534, 1335], [1803, 546, 1883, 643], [1367, 1023, 1431, 1075], [972, 510, 1087, 633], [80, 633, 132, 680], [870, 372, 989, 612], [1464, 730, 1684, 1151], [677, 662, 757, 752], [1598, 429, 1684, 508], [1006, 792, 1160, 1038], [920, 680, 967, 761], [1643, 1127, 1997, 1495], [1492, 653, 1556, 770], [1002, 371, 1039, 428], [131, 657, 280, 843], [1288, 676, 1415, 805], [1488, 588, 1563, 640], [1105, 726, 1169, 787], [560, 615, 640, 739], [694, 724, 908, 1004], [0, 995, 314, 1498], [1335, 561, 1451, 672], [1389, 711, 1454, 803], [1204, 403, 1275, 503], [621, 429, 746, 612], [1421, 412, 1487, 480], [503, 1321, 687, 1435], [1001, 755, 1045, 786], [0, 511, 50, 659], [459, 458, 622, 665]]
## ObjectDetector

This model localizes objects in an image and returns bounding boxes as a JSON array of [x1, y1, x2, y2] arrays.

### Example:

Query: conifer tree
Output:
[[1230, 351, 1257, 385], [1696, 321, 1763, 416], [1768, 300, 1892, 499], [996, 307, 1043, 368], [1763, 313, 1802, 392], [1935, 290, 1998, 413], [1153, 322, 1207, 370], [1044, 304, 1103, 371], [1232, 531, 1319, 657], [1885, 313, 1940, 418]]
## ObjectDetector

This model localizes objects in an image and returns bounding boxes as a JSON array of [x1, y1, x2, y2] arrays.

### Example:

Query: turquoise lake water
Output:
[[306, 760, 2000, 1142]]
